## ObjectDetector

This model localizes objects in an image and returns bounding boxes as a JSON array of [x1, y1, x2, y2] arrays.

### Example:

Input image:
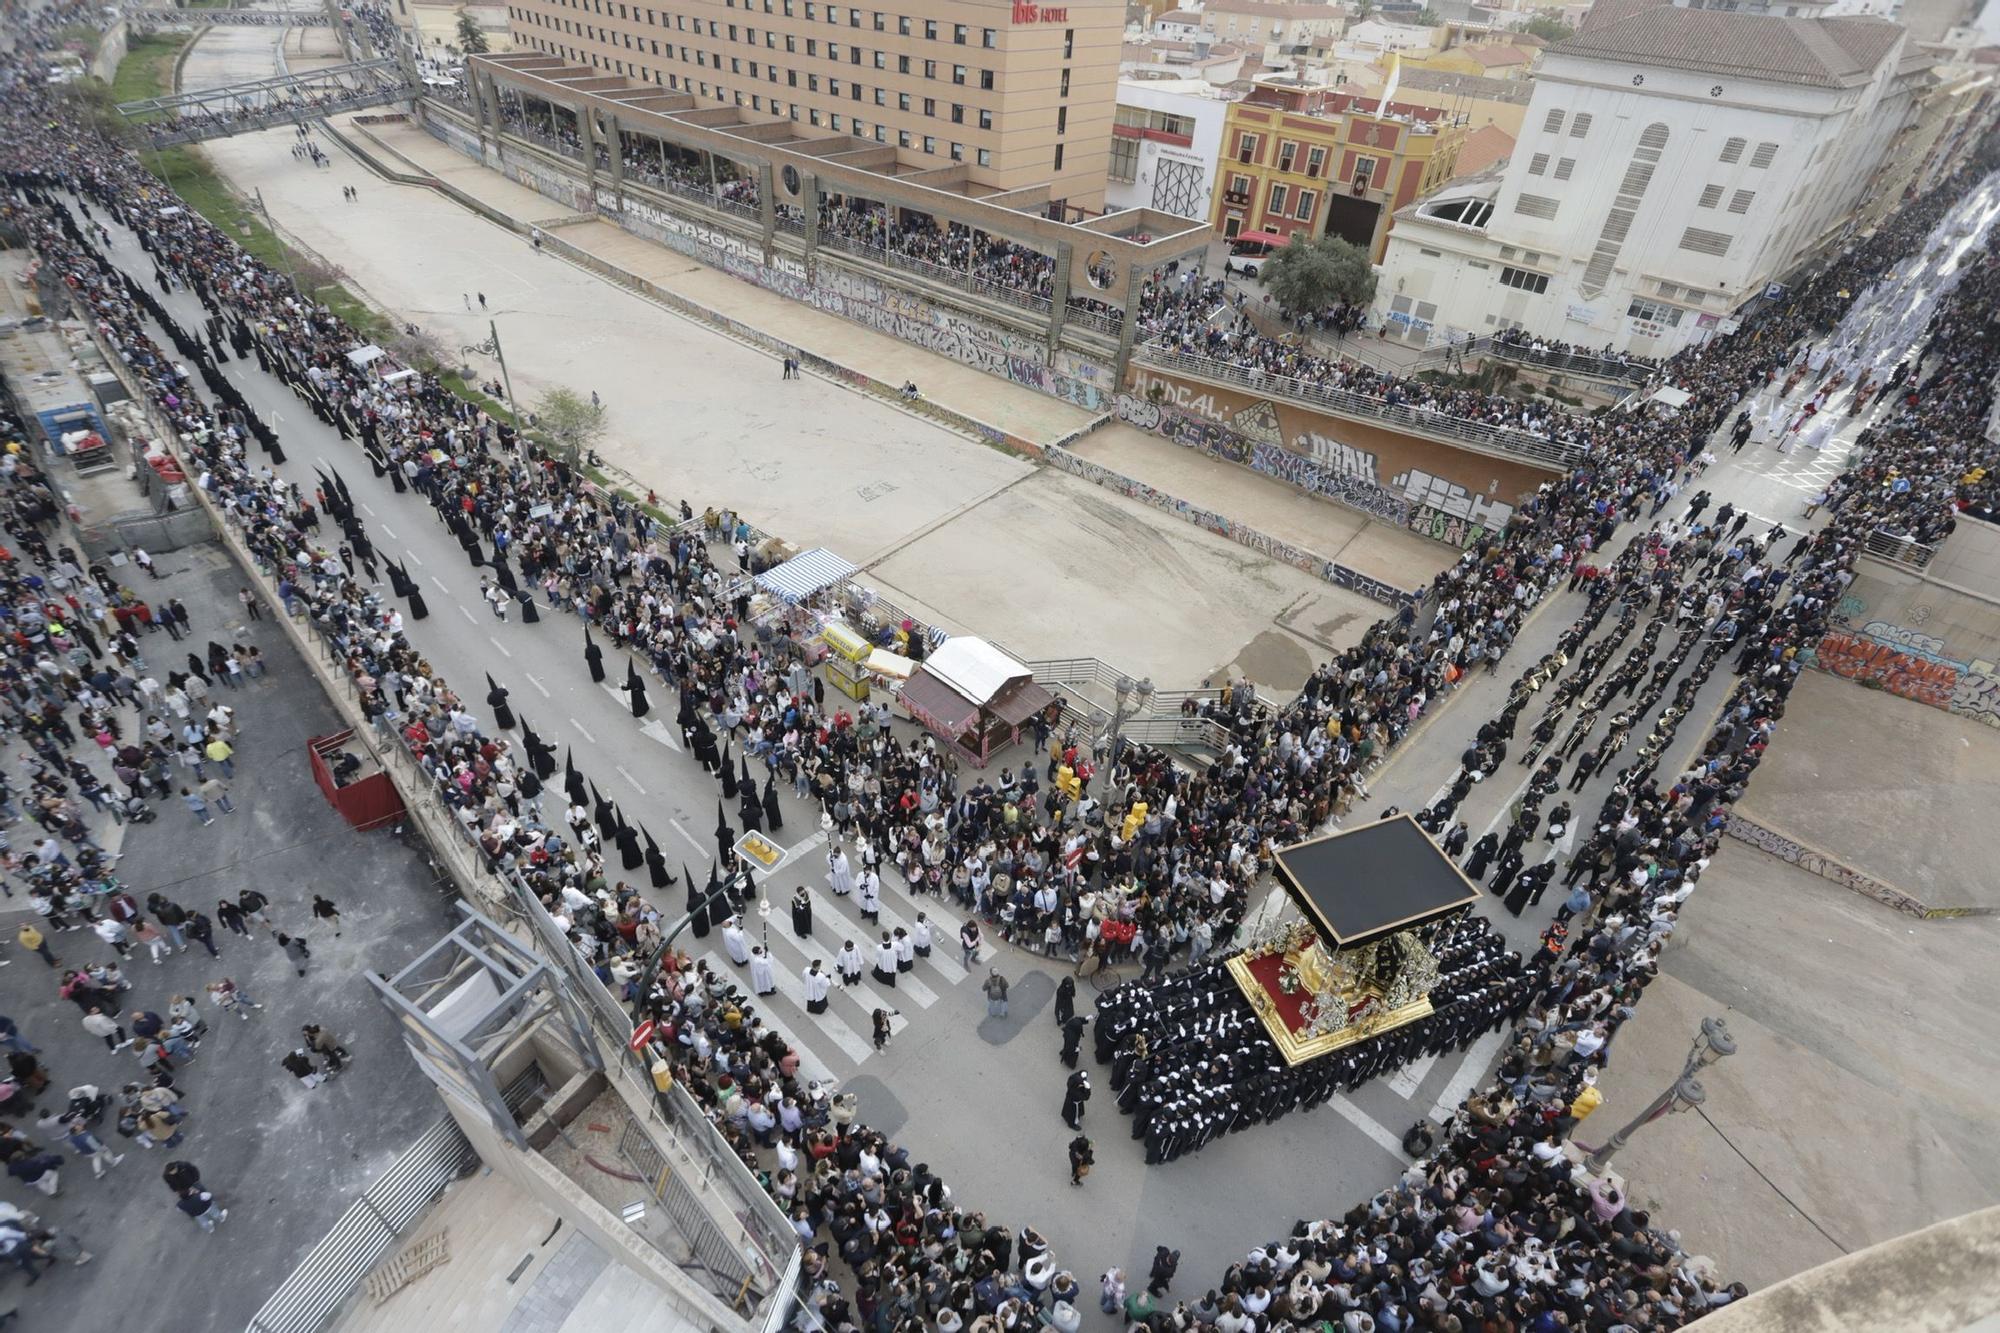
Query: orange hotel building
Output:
[[502, 0, 1124, 209], [1211, 82, 1465, 262]]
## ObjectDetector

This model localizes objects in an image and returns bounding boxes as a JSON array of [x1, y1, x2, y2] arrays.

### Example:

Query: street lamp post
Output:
[[1584, 1016, 1736, 1173], [628, 869, 742, 1038], [460, 318, 519, 414], [251, 187, 301, 295], [1097, 674, 1153, 793]]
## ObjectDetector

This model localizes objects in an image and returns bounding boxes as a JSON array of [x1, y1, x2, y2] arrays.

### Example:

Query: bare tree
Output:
[[534, 387, 607, 460]]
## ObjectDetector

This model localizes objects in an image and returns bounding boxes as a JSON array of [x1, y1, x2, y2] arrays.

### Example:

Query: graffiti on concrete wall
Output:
[[1801, 617, 2000, 725], [1111, 384, 1517, 547], [1045, 447, 1414, 609], [1251, 441, 1410, 523], [1724, 812, 1993, 918]]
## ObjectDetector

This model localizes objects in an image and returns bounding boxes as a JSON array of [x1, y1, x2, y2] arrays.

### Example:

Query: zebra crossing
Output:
[[697, 852, 987, 1088]]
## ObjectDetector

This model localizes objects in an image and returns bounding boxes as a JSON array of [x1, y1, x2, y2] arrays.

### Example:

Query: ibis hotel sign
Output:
[[1012, 2, 1069, 21]]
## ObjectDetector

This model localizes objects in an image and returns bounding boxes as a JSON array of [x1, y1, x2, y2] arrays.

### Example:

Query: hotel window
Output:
[[977, 148, 991, 165]]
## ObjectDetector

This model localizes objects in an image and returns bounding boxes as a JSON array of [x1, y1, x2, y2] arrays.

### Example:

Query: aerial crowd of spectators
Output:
[[6, 3, 2000, 1324]]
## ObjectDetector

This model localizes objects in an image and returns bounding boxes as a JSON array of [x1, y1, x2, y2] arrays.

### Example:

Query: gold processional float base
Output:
[[1227, 921, 1436, 1066], [1228, 814, 1486, 1068]]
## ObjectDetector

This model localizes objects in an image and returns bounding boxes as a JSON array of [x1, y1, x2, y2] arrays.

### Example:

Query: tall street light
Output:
[[460, 318, 519, 414], [1098, 674, 1153, 793], [1584, 1016, 1736, 1173]]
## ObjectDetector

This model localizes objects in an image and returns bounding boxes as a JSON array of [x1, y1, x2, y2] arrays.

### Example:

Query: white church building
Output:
[[1372, 3, 1930, 357]]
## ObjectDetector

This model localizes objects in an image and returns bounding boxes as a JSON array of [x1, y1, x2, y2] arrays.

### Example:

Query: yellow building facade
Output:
[[1210, 82, 1464, 262]]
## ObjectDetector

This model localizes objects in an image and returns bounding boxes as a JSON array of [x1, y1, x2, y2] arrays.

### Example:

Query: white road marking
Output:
[[1386, 1052, 1441, 1101], [639, 718, 683, 752], [316, 455, 328, 466], [1428, 1030, 1508, 1124], [670, 818, 711, 858], [459, 604, 477, 624], [380, 525, 396, 540], [405, 549, 423, 566], [568, 717, 597, 744], [615, 765, 646, 795], [487, 635, 513, 659], [361, 503, 375, 516], [525, 673, 550, 697], [430, 576, 449, 593], [1327, 1095, 1407, 1157], [763, 954, 874, 1064]]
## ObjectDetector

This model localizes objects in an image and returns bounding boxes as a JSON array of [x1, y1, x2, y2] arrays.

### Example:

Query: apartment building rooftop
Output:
[[1552, 8, 1906, 88]]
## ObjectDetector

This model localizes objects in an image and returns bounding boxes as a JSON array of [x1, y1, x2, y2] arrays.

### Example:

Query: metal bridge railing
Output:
[[1133, 343, 1588, 470], [1862, 527, 1939, 570]]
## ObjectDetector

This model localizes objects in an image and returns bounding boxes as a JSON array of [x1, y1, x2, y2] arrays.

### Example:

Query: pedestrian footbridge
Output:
[[118, 59, 414, 148]]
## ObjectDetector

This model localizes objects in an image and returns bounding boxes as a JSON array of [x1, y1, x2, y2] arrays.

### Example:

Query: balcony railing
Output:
[[1136, 343, 1588, 470], [1064, 303, 1124, 337], [816, 231, 1054, 315], [1411, 335, 1657, 387]]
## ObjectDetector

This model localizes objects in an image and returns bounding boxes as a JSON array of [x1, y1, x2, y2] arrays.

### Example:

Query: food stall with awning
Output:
[[897, 637, 1055, 767], [755, 547, 858, 607]]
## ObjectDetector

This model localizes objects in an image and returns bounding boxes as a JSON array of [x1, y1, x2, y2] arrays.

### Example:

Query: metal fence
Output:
[[76, 506, 214, 560], [244, 1070, 548, 1333], [616, 1119, 769, 1312], [1862, 527, 1939, 570], [1134, 343, 1587, 470]]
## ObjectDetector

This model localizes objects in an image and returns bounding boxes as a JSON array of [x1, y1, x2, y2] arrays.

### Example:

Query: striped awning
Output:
[[754, 547, 857, 606]]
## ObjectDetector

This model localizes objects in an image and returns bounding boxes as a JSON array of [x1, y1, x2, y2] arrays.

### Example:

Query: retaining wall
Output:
[[1800, 518, 2000, 726]]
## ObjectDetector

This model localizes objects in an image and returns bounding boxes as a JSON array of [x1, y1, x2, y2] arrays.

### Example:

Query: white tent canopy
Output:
[[921, 636, 1029, 706]]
